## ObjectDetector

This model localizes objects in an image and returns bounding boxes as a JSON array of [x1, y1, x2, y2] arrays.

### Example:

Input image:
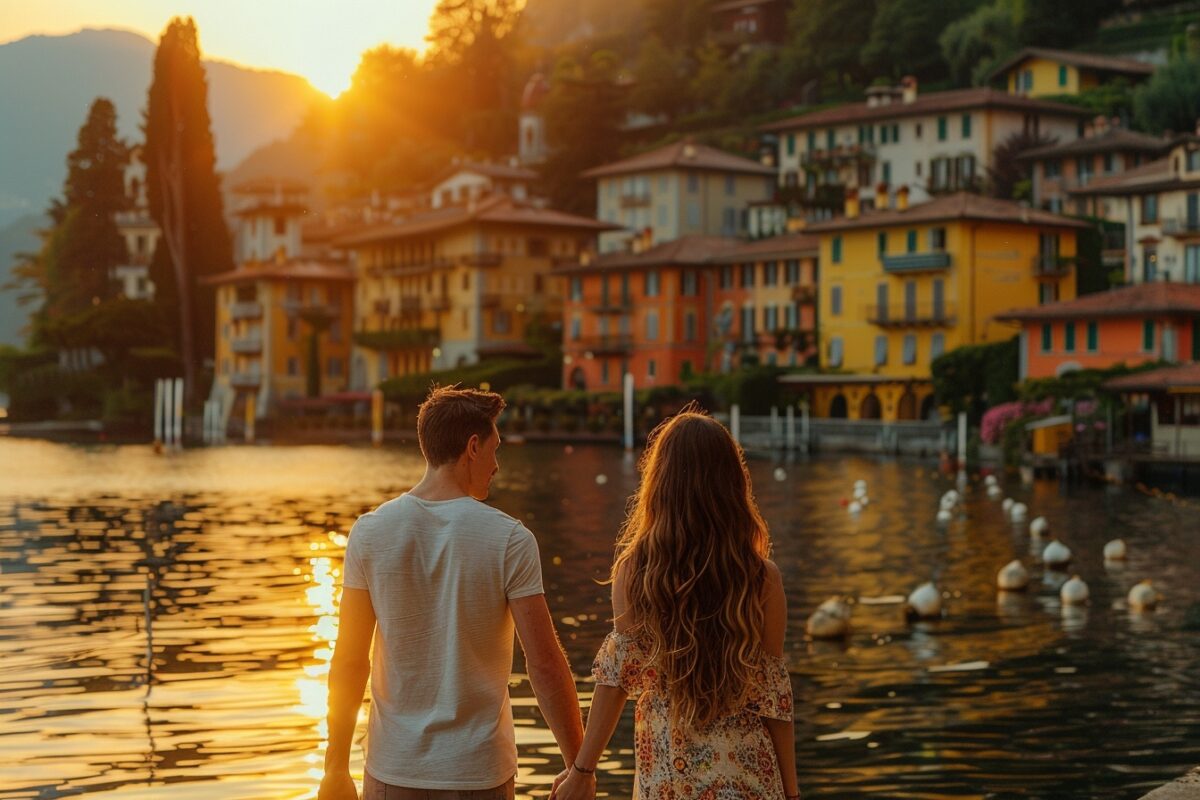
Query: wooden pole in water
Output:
[[785, 404, 796, 451], [623, 372, 634, 451], [245, 393, 256, 444], [172, 377, 183, 448], [957, 411, 968, 472], [731, 403, 741, 444], [153, 380, 164, 444], [371, 389, 384, 447]]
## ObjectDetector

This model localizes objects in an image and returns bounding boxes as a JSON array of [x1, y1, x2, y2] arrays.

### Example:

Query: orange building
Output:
[[557, 233, 819, 391], [997, 282, 1200, 380]]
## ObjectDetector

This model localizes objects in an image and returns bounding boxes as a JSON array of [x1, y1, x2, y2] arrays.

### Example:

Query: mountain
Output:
[[0, 27, 329, 230], [0, 213, 46, 346]]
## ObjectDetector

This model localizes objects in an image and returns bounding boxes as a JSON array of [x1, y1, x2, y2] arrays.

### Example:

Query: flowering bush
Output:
[[980, 399, 1055, 444]]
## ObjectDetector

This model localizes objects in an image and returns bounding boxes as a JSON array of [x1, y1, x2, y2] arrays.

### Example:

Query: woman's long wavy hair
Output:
[[612, 405, 771, 730]]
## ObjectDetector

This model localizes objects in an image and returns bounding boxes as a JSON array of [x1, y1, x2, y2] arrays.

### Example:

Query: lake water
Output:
[[1, 438, 1198, 799]]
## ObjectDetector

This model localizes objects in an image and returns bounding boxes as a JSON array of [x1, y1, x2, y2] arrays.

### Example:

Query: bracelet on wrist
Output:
[[572, 762, 596, 775]]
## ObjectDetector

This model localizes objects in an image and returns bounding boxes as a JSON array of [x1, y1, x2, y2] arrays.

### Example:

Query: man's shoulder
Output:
[[357, 494, 524, 533]]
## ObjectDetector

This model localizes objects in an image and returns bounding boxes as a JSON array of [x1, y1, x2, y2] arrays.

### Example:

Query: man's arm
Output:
[[511, 593, 584, 768], [319, 587, 376, 800]]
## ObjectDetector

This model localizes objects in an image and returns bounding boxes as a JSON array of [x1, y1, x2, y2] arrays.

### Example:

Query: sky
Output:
[[0, 0, 442, 96]]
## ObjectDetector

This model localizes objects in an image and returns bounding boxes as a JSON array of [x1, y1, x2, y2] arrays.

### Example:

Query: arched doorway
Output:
[[919, 394, 938, 420], [829, 393, 848, 419], [860, 393, 882, 420], [569, 367, 586, 390], [896, 390, 917, 421]]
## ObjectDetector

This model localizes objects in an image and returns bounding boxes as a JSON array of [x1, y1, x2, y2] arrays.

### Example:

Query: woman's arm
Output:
[[762, 560, 800, 799]]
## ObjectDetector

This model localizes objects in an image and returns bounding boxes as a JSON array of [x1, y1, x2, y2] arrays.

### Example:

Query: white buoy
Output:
[[987, 485, 1002, 500], [1103, 539, 1127, 560], [806, 597, 852, 639], [848, 501, 862, 514], [1002, 498, 1014, 514], [1010, 502, 1028, 523], [936, 508, 953, 524], [1060, 575, 1090, 605], [773, 467, 787, 482], [905, 582, 942, 620], [940, 495, 957, 511], [984, 474, 999, 487], [941, 490, 960, 506], [858, 495, 870, 507], [997, 559, 1030, 591], [854, 479, 867, 492], [1029, 516, 1050, 536], [1127, 580, 1159, 612], [595, 474, 608, 485], [1042, 539, 1072, 570], [853, 485, 867, 500]]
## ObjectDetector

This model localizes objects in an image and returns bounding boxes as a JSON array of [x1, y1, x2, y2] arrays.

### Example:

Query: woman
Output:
[[553, 408, 800, 800]]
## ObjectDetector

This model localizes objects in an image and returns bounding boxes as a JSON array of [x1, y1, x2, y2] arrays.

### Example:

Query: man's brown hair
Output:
[[416, 384, 506, 467]]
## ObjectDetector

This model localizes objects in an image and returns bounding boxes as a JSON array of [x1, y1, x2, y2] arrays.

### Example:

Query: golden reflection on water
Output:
[[2, 438, 1199, 799]]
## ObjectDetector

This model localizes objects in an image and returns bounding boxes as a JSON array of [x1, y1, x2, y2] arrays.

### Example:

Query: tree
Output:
[[785, 0, 878, 91], [1017, 0, 1121, 49], [861, 0, 982, 83], [143, 17, 235, 404], [689, 39, 734, 113], [1133, 55, 1200, 136], [630, 36, 687, 119], [939, 0, 1022, 86], [988, 129, 1056, 201]]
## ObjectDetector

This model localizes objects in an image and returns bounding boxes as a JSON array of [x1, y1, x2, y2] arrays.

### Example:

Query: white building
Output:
[[112, 146, 159, 299], [763, 79, 1089, 209], [231, 178, 307, 263], [429, 161, 539, 210]]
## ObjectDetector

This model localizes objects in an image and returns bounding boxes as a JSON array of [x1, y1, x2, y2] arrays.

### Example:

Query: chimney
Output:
[[896, 185, 910, 211], [1094, 114, 1108, 136], [901, 75, 918, 104], [845, 188, 860, 219], [875, 181, 888, 210]]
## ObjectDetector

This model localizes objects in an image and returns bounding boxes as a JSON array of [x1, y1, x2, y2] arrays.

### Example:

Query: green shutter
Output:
[[1087, 321, 1098, 352], [906, 230, 917, 253], [1143, 320, 1155, 351], [1042, 324, 1053, 352], [1058, 65, 1068, 87], [937, 117, 947, 141], [787, 134, 795, 155], [1064, 322, 1076, 352], [832, 236, 842, 264], [961, 114, 971, 138]]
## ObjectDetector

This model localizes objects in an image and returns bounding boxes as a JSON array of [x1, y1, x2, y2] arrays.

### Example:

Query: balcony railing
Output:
[[619, 193, 652, 209], [881, 251, 951, 273], [230, 301, 263, 320], [866, 303, 956, 328], [800, 144, 875, 167], [1163, 217, 1200, 236], [231, 371, 262, 389], [231, 335, 262, 354], [577, 335, 634, 354], [1031, 254, 1074, 278], [589, 298, 633, 314]]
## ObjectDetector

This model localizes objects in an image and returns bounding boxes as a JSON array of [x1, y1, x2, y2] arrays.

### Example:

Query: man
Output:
[[319, 386, 584, 799]]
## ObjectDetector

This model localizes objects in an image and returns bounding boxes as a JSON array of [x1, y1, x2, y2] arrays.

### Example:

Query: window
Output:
[[764, 261, 778, 286], [646, 311, 659, 341], [657, 205, 667, 226], [1143, 245, 1158, 282], [621, 274, 631, 304], [681, 270, 698, 296], [765, 305, 779, 331], [722, 207, 737, 235], [881, 125, 890, 144], [906, 230, 917, 253], [826, 129, 835, 149], [787, 134, 795, 156], [648, 359, 656, 379], [785, 303, 798, 328], [1142, 194, 1159, 224], [891, 124, 900, 142], [830, 286, 842, 316], [741, 306, 756, 342], [1022, 69, 1033, 91], [915, 122, 923, 139], [807, 131, 816, 151], [1186, 244, 1200, 283], [1064, 322, 1076, 353], [274, 216, 287, 235], [462, 271, 470, 290], [741, 263, 755, 288], [287, 316, 298, 341], [687, 173, 699, 193], [725, 175, 735, 196], [931, 333, 945, 360], [874, 335, 888, 366], [1058, 64, 1068, 87], [1041, 323, 1053, 353], [1189, 150, 1200, 172], [785, 259, 800, 284], [330, 319, 342, 343], [961, 114, 972, 139], [832, 236, 842, 264], [685, 311, 697, 342], [686, 201, 700, 228], [570, 277, 582, 302], [328, 357, 343, 377], [929, 227, 946, 250], [570, 316, 582, 340], [1143, 320, 1155, 352], [1087, 321, 1098, 352], [645, 270, 660, 297], [493, 310, 512, 334], [601, 360, 609, 384], [720, 265, 734, 289], [876, 283, 889, 322], [287, 356, 298, 376], [903, 334, 917, 365], [829, 337, 843, 367], [932, 279, 945, 319], [1103, 153, 1115, 174], [937, 116, 947, 141], [878, 232, 888, 254], [881, 161, 891, 184], [1077, 156, 1094, 185]]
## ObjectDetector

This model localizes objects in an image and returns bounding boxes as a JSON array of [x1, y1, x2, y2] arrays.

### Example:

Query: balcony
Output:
[[1031, 254, 1074, 278], [578, 335, 634, 355], [800, 144, 875, 168], [866, 303, 956, 328], [352, 328, 440, 351], [231, 371, 262, 389], [791, 285, 817, 304], [230, 301, 263, 320], [619, 193, 652, 209], [589, 298, 633, 314], [881, 251, 951, 273], [230, 335, 262, 354], [1163, 217, 1200, 237], [283, 300, 342, 318]]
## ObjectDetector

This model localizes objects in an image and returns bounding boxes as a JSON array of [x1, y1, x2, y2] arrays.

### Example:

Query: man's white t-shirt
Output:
[[341, 493, 543, 790]]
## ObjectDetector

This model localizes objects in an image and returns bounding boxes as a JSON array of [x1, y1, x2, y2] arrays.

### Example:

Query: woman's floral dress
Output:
[[591, 630, 794, 800]]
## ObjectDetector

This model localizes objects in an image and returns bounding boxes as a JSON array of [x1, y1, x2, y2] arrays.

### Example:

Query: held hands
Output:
[[549, 766, 596, 800], [317, 768, 359, 800]]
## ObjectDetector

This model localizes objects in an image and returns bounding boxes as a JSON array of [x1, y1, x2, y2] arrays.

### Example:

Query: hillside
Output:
[[0, 214, 46, 346]]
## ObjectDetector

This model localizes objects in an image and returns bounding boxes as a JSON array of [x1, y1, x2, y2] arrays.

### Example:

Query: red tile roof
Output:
[[988, 47, 1155, 83], [996, 282, 1200, 322], [1070, 153, 1200, 196], [200, 260, 355, 286], [707, 232, 819, 262], [1105, 363, 1200, 392], [434, 160, 539, 184], [336, 197, 616, 246], [804, 192, 1089, 233], [1018, 128, 1168, 161], [555, 235, 741, 273], [760, 88, 1088, 133], [580, 140, 774, 179]]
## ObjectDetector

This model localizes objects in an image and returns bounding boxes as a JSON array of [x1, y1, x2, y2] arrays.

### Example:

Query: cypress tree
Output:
[[143, 17, 234, 403]]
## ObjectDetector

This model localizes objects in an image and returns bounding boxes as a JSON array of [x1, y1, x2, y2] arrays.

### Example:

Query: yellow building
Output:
[[204, 180, 356, 421], [338, 196, 612, 389], [990, 47, 1153, 98], [794, 191, 1085, 421]]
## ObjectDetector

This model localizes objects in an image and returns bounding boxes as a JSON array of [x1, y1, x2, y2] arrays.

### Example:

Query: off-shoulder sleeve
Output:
[[744, 653, 794, 721], [591, 630, 649, 696]]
